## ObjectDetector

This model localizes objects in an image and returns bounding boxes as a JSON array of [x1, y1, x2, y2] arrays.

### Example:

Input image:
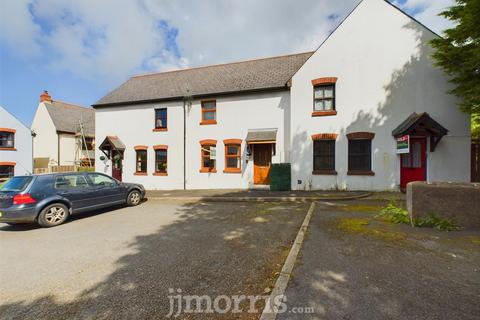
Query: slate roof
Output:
[[392, 112, 448, 137], [94, 52, 313, 107], [45, 101, 95, 136]]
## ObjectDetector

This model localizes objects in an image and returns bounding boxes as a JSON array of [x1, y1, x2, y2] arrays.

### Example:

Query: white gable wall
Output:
[[290, 0, 470, 191], [0, 106, 32, 175], [31, 102, 58, 165]]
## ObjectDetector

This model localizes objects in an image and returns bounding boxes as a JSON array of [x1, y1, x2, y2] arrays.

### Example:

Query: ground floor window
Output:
[[200, 140, 217, 173], [135, 148, 147, 175], [155, 148, 168, 174], [224, 139, 241, 173], [0, 165, 14, 179], [347, 132, 375, 175], [313, 140, 336, 173]]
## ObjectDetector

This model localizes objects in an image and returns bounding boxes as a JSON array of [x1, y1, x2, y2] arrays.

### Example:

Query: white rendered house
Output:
[[0, 106, 33, 178], [31, 91, 95, 169], [93, 0, 470, 191]]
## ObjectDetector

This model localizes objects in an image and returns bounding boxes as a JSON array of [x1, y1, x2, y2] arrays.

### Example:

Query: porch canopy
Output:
[[392, 112, 448, 152], [99, 136, 125, 158], [246, 129, 277, 144]]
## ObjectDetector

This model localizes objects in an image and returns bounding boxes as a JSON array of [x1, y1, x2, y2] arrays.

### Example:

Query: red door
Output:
[[400, 138, 426, 189]]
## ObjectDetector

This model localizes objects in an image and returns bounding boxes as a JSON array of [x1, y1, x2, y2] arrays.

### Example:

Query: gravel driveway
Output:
[[0, 200, 308, 319]]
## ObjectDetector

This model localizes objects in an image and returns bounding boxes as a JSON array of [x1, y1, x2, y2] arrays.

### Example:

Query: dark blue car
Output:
[[0, 172, 145, 227]]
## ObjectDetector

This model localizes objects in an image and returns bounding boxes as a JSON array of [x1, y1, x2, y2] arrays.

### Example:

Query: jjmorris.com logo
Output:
[[166, 288, 314, 317]]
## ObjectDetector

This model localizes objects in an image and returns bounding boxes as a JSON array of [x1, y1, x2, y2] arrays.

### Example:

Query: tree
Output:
[[430, 0, 480, 117]]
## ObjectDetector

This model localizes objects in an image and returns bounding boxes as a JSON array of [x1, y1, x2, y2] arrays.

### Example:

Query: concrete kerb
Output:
[[147, 192, 372, 202], [259, 202, 316, 320]]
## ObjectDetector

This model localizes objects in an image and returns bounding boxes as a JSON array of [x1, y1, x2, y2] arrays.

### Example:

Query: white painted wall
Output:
[[0, 106, 33, 175], [58, 134, 76, 165], [290, 0, 470, 191], [95, 91, 290, 189], [31, 102, 58, 165]]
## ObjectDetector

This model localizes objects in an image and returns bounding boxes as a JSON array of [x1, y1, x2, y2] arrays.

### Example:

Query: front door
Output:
[[253, 144, 272, 185], [400, 137, 426, 189], [111, 151, 123, 182]]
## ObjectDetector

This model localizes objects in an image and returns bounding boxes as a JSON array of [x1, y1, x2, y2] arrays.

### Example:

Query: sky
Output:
[[0, 0, 455, 127]]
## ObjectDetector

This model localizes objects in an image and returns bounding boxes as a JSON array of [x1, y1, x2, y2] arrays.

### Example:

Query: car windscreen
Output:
[[0, 177, 33, 192]]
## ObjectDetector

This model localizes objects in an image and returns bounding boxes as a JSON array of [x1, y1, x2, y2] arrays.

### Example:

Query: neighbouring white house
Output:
[[31, 91, 95, 171], [93, 0, 470, 191], [0, 106, 33, 178]]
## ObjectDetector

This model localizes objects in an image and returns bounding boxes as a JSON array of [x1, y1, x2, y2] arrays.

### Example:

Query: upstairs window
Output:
[[134, 146, 148, 175], [154, 108, 167, 131], [81, 137, 94, 151], [200, 140, 217, 173], [0, 129, 15, 149], [201, 100, 217, 125], [314, 84, 335, 112], [347, 132, 375, 175], [224, 139, 242, 173], [154, 145, 168, 175]]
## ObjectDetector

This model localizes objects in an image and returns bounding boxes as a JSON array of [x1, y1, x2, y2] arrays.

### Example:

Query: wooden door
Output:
[[253, 144, 272, 185], [400, 138, 426, 189], [111, 151, 123, 182]]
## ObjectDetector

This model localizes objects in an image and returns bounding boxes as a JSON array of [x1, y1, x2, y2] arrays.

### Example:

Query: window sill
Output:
[[153, 128, 168, 132], [312, 110, 337, 117], [199, 168, 217, 173], [134, 172, 148, 176], [0, 148, 16, 151], [153, 172, 168, 176], [347, 170, 375, 176], [200, 120, 217, 125], [312, 170, 337, 175], [223, 168, 241, 174]]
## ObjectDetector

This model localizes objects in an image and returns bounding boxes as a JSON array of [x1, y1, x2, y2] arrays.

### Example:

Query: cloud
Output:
[[0, 0, 455, 84]]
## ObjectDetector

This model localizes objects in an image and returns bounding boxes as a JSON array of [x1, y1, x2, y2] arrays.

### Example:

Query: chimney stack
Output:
[[40, 90, 52, 103]]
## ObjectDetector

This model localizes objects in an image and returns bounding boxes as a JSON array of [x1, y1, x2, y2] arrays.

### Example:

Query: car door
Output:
[[86, 173, 126, 206], [54, 174, 95, 212]]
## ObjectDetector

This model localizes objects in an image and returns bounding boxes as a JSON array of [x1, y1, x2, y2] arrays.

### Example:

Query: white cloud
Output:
[[0, 0, 455, 83]]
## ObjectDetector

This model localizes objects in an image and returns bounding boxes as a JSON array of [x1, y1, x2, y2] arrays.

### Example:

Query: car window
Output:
[[87, 173, 116, 187], [0, 176, 33, 192], [55, 174, 89, 190]]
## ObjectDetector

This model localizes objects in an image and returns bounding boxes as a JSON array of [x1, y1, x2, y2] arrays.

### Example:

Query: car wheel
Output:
[[38, 203, 69, 227], [127, 190, 141, 206]]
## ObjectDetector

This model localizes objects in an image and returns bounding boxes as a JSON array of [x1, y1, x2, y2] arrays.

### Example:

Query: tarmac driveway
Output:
[[278, 200, 480, 320], [0, 199, 309, 319]]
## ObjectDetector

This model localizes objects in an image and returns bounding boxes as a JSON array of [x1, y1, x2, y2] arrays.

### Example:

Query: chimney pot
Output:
[[40, 90, 52, 103]]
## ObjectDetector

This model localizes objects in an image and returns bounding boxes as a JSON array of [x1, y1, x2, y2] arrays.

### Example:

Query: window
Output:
[[0, 164, 15, 179], [135, 148, 147, 175], [154, 108, 167, 131], [313, 140, 336, 174], [55, 174, 89, 189], [154, 146, 168, 175], [401, 141, 422, 168], [224, 139, 241, 173], [87, 173, 117, 186], [200, 140, 217, 173], [81, 137, 94, 151], [314, 84, 335, 112], [347, 132, 375, 175], [0, 129, 15, 149], [201, 100, 217, 125], [0, 176, 32, 192]]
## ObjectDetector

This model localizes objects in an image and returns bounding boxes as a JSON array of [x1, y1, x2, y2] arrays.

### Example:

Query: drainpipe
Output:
[[183, 99, 186, 190]]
